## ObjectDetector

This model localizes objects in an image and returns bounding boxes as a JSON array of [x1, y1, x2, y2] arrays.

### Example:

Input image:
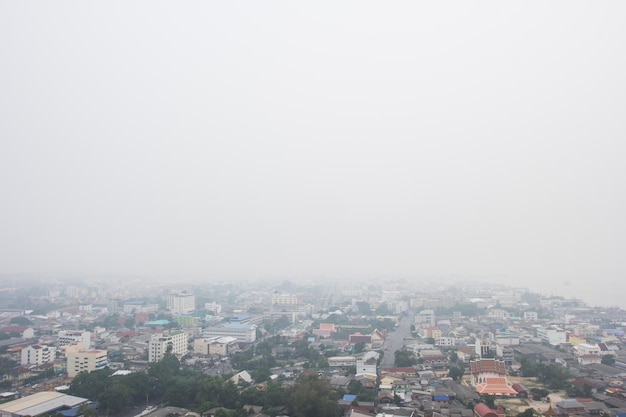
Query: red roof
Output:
[[470, 359, 507, 376], [475, 377, 518, 396], [0, 326, 27, 332], [475, 404, 499, 417]]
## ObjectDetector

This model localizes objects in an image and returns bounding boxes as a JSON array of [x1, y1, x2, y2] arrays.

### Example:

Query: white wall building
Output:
[[437, 336, 456, 347], [21, 344, 56, 366], [148, 331, 188, 362], [204, 302, 222, 314], [523, 311, 538, 321], [415, 309, 436, 327], [66, 347, 108, 377], [193, 336, 238, 357], [536, 327, 567, 346], [58, 330, 91, 350], [356, 351, 379, 376], [167, 293, 195, 315], [203, 323, 257, 343], [575, 343, 600, 356], [271, 293, 299, 306]]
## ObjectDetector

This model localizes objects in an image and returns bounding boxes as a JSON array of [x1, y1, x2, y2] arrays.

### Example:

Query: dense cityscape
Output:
[[1, 278, 626, 417]]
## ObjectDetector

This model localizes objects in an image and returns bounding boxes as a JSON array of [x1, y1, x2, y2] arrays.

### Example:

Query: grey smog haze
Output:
[[1, 2, 625, 308]]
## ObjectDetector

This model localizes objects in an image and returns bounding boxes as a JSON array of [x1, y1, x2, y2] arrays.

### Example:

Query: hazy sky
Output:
[[1, 2, 625, 307]]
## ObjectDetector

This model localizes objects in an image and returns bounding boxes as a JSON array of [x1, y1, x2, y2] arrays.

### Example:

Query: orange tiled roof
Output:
[[474, 377, 517, 396]]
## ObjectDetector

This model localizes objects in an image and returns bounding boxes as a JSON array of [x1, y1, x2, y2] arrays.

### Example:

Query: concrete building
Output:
[[204, 302, 222, 314], [123, 301, 159, 314], [536, 327, 567, 346], [415, 309, 436, 327], [148, 331, 188, 362], [437, 336, 456, 347], [193, 336, 238, 357], [203, 323, 257, 343], [356, 351, 379, 376], [20, 344, 55, 366], [66, 347, 108, 377], [271, 293, 299, 306], [523, 311, 538, 321], [58, 330, 91, 350], [167, 292, 195, 315], [575, 343, 600, 356]]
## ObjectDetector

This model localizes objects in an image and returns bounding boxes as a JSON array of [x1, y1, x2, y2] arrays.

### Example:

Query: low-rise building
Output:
[[203, 323, 257, 343], [193, 336, 238, 357], [0, 392, 89, 417]]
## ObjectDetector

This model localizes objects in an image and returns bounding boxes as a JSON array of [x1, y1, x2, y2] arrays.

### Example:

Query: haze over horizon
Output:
[[1, 2, 625, 309]]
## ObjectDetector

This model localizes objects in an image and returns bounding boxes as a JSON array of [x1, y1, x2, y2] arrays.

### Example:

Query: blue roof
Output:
[[434, 395, 449, 401], [343, 394, 357, 402]]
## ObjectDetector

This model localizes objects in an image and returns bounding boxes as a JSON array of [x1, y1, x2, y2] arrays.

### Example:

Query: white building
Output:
[[523, 311, 538, 321], [575, 343, 600, 356], [123, 301, 159, 314], [193, 336, 238, 357], [167, 293, 195, 315], [536, 327, 567, 346], [487, 309, 511, 320], [415, 309, 436, 327], [328, 356, 357, 367], [203, 323, 257, 343], [66, 347, 108, 377], [437, 336, 456, 347], [148, 331, 188, 362], [271, 293, 299, 306], [356, 351, 379, 376], [21, 344, 56, 366], [204, 302, 222, 314], [58, 330, 91, 350]]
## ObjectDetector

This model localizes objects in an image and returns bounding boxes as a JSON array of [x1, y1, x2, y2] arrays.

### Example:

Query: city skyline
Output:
[[1, 3, 625, 311]]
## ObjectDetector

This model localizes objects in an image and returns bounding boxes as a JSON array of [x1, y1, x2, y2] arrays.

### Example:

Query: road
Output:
[[381, 314, 413, 368]]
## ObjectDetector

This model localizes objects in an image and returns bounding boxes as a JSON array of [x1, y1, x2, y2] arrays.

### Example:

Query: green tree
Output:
[[536, 363, 570, 389], [394, 350, 417, 367], [602, 355, 616, 366], [448, 366, 464, 381], [480, 394, 496, 408], [9, 316, 32, 326], [78, 404, 98, 417], [529, 388, 549, 401], [99, 382, 131, 415], [517, 409, 535, 417], [290, 374, 339, 417]]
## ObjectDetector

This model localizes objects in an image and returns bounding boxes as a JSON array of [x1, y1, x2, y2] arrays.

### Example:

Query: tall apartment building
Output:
[[271, 293, 299, 306], [167, 292, 195, 315], [21, 344, 56, 366], [66, 347, 108, 377], [58, 330, 91, 350], [148, 331, 188, 363]]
